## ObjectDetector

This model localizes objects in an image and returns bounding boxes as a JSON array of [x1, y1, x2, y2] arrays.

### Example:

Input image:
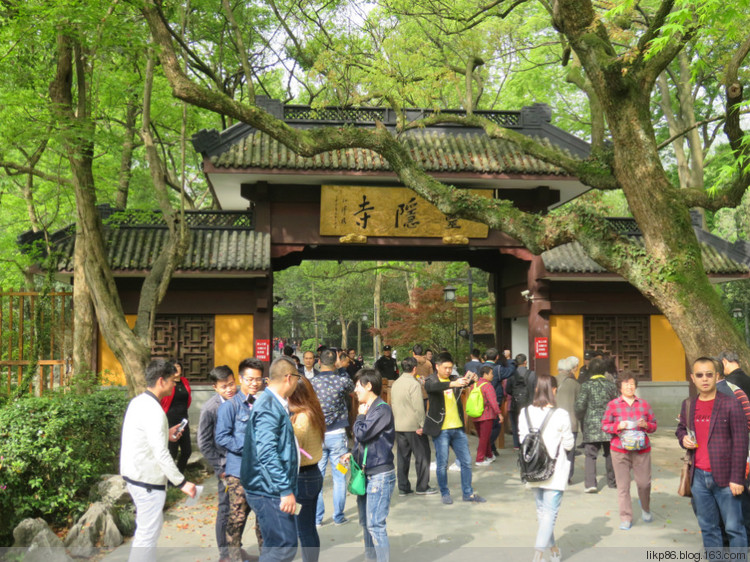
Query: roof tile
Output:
[[211, 129, 568, 176], [54, 227, 270, 273], [542, 237, 749, 275]]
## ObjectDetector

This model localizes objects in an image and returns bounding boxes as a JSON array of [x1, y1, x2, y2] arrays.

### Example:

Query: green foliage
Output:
[[0, 389, 129, 545]]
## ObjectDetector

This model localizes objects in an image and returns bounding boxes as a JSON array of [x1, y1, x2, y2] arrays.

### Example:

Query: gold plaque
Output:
[[320, 186, 490, 238]]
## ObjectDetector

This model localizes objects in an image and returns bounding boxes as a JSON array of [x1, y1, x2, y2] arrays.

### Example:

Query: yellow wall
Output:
[[650, 315, 686, 382], [99, 314, 254, 385], [99, 315, 137, 386], [549, 315, 584, 373], [214, 315, 254, 373]]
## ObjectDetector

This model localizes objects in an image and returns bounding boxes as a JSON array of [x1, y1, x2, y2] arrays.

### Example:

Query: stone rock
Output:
[[64, 501, 123, 556], [26, 527, 73, 562], [12, 519, 72, 562], [12, 518, 51, 548], [89, 474, 130, 507]]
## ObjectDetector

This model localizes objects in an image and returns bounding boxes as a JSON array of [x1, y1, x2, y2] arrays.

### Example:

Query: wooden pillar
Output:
[[528, 258, 551, 374], [242, 182, 274, 363], [492, 271, 504, 348], [253, 274, 273, 352]]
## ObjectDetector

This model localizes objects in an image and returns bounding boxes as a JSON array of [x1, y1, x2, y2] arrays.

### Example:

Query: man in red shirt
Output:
[[676, 357, 748, 551]]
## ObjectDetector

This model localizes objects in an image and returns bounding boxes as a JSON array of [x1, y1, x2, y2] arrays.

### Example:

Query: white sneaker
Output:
[[487, 454, 496, 462], [475, 459, 492, 466], [448, 461, 461, 472], [550, 547, 562, 562]]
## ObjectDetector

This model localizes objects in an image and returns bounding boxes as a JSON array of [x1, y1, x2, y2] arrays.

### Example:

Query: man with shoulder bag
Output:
[[676, 356, 748, 551]]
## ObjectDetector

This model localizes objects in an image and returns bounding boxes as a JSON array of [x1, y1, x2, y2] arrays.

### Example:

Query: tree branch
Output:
[[220, 0, 255, 100], [723, 31, 750, 154], [141, 0, 644, 284], [0, 161, 72, 185], [679, 175, 749, 210]]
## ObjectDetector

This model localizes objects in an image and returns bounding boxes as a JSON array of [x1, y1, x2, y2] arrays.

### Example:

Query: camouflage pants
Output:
[[224, 476, 263, 561]]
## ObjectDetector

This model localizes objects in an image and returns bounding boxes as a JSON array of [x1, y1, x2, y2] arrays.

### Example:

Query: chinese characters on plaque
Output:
[[320, 186, 490, 238]]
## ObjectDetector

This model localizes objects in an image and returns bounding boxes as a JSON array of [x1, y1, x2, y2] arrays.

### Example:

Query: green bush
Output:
[[0, 388, 129, 546]]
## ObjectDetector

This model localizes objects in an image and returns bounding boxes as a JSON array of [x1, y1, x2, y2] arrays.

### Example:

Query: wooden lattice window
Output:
[[151, 315, 215, 384], [584, 315, 651, 380]]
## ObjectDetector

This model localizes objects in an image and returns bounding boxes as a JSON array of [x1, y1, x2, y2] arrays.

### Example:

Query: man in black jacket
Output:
[[423, 352, 486, 505], [197, 365, 237, 562], [506, 353, 537, 449], [374, 345, 399, 381], [719, 350, 750, 399]]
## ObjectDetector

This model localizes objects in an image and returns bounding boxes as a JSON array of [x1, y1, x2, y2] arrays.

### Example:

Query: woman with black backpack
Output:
[[518, 374, 575, 562]]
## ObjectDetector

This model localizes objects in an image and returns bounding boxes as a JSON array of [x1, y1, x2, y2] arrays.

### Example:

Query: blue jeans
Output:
[[534, 488, 563, 551], [316, 431, 348, 524], [356, 469, 396, 562], [296, 467, 323, 562], [432, 428, 473, 498], [692, 468, 747, 548], [245, 494, 298, 562]]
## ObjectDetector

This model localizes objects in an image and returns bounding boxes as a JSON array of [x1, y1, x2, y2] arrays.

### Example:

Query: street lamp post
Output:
[[443, 269, 474, 357], [444, 285, 459, 357], [358, 313, 368, 359], [732, 306, 750, 346]]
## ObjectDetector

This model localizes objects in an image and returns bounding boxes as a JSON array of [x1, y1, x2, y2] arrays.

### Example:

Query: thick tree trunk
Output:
[[72, 156, 151, 394], [72, 229, 95, 375], [340, 316, 349, 349], [141, 0, 750, 374], [48, 33, 185, 396], [605, 100, 750, 367]]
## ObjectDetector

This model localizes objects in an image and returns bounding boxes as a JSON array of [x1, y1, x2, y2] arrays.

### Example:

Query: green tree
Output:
[[140, 0, 750, 366]]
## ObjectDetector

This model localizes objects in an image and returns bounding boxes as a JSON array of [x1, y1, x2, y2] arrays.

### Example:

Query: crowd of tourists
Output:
[[119, 345, 750, 562]]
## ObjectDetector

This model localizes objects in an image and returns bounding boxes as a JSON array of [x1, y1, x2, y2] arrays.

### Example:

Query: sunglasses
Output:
[[693, 371, 715, 379]]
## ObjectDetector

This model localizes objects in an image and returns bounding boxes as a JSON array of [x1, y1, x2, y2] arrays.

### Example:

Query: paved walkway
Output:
[[105, 428, 704, 561]]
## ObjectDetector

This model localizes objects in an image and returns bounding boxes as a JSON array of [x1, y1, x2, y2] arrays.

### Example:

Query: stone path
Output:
[[104, 428, 704, 561]]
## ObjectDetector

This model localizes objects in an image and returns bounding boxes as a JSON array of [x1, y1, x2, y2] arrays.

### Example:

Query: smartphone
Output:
[[177, 418, 188, 432]]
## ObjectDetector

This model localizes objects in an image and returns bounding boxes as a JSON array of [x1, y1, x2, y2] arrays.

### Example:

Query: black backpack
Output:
[[518, 408, 560, 483], [510, 368, 535, 410]]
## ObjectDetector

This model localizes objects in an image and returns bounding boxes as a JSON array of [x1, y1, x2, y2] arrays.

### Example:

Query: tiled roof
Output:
[[542, 220, 750, 276], [51, 227, 270, 273], [208, 128, 569, 176]]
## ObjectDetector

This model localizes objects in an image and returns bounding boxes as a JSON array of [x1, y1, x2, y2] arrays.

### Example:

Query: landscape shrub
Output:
[[0, 388, 129, 545]]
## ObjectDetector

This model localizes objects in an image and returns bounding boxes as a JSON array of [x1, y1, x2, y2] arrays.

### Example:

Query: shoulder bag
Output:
[[677, 399, 693, 498], [348, 400, 388, 495], [348, 445, 367, 496]]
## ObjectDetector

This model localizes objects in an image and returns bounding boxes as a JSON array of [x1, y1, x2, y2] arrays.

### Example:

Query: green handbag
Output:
[[347, 446, 368, 496]]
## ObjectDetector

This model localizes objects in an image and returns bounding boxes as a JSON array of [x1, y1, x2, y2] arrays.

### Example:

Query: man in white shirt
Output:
[[120, 359, 197, 562]]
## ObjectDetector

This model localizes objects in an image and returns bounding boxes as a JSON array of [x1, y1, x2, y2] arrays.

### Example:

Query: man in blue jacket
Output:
[[242, 356, 300, 562], [215, 357, 265, 561]]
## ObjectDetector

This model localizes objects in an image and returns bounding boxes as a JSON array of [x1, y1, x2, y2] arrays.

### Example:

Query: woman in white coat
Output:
[[519, 374, 575, 562]]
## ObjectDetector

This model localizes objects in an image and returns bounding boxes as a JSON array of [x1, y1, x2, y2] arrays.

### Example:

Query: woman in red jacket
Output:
[[160, 359, 192, 472], [468, 365, 503, 466]]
